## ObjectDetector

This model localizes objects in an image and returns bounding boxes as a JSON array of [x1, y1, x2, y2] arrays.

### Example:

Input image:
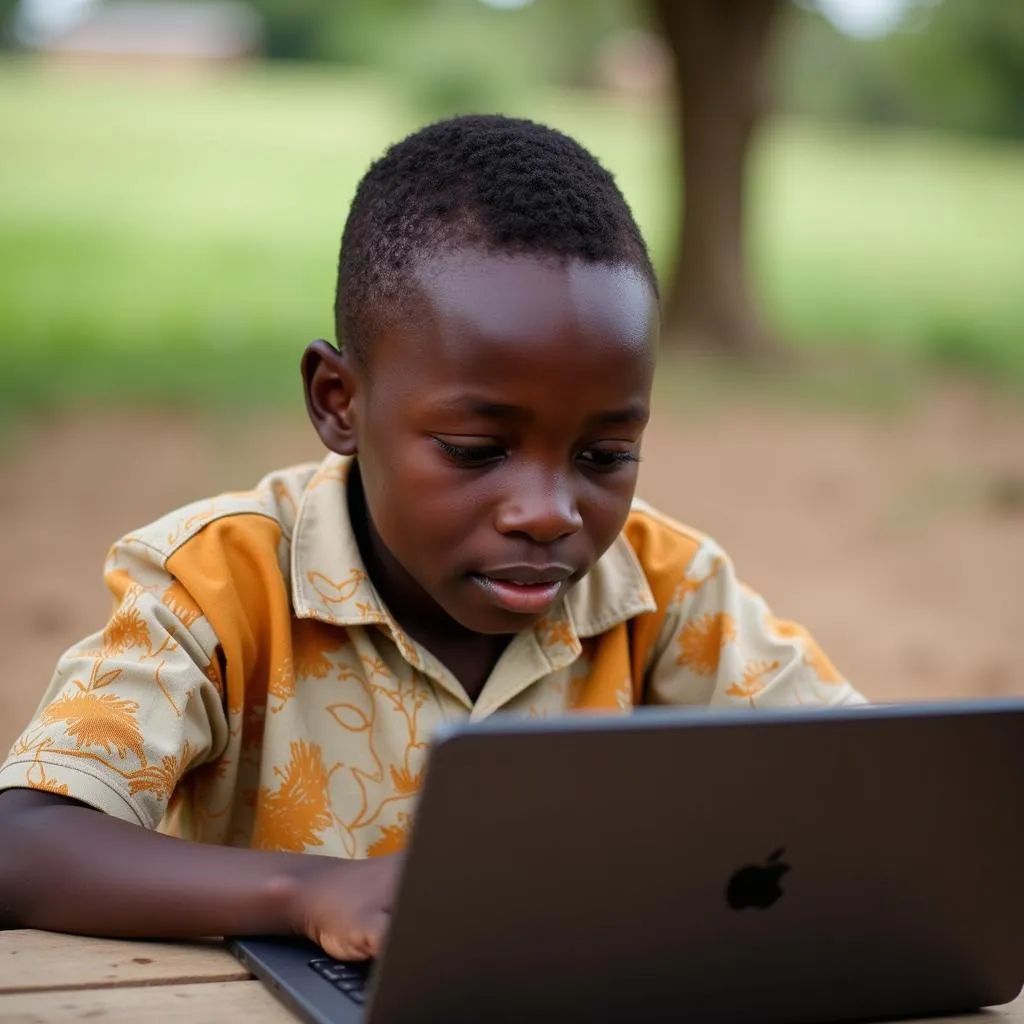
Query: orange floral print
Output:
[[805, 641, 843, 684], [202, 656, 224, 695], [102, 605, 151, 656], [42, 687, 145, 761], [389, 764, 422, 796], [766, 615, 803, 641], [252, 740, 334, 852], [165, 503, 222, 549], [726, 659, 780, 705], [271, 478, 298, 519], [674, 556, 724, 602], [293, 619, 344, 680], [268, 659, 295, 712], [367, 812, 411, 857], [767, 615, 842, 684], [677, 612, 736, 675], [307, 568, 368, 606], [128, 742, 196, 799], [33, 775, 70, 796], [161, 582, 202, 628], [537, 616, 575, 649]]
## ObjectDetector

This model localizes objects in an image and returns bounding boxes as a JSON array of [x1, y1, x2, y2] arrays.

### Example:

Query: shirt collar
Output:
[[291, 452, 656, 646]]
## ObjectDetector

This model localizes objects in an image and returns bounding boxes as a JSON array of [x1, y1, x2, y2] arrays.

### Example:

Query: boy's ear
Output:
[[301, 339, 361, 455]]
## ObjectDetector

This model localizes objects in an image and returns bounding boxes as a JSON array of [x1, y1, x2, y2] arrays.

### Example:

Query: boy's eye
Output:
[[578, 448, 641, 472], [434, 438, 506, 467]]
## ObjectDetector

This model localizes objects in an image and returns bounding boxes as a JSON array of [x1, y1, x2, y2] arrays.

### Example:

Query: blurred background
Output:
[[0, 0, 1022, 752]]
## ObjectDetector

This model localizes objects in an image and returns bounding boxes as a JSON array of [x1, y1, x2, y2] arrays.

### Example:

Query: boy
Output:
[[0, 115, 864, 960]]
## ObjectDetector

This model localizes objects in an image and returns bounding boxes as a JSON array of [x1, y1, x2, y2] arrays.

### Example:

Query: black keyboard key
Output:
[[309, 956, 371, 1005]]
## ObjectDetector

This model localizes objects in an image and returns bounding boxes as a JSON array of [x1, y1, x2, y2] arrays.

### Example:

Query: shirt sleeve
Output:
[[0, 535, 229, 828], [644, 538, 867, 709]]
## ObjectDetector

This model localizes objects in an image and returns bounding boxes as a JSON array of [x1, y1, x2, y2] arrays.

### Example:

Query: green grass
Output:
[[1, 56, 1022, 422], [751, 120, 1024, 377]]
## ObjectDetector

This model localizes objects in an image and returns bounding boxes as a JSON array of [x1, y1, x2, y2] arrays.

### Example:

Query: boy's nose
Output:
[[494, 474, 583, 544]]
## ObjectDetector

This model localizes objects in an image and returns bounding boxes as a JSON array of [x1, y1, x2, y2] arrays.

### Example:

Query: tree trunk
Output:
[[652, 0, 783, 355]]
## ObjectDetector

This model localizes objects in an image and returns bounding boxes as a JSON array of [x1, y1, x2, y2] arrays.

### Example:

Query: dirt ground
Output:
[[2, 383, 1022, 754]]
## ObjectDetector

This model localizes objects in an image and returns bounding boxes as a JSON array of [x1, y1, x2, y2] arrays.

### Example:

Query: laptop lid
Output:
[[362, 699, 1024, 1024]]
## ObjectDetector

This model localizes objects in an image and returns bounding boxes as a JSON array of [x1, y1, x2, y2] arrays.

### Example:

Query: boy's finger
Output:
[[319, 931, 372, 962], [365, 910, 392, 958]]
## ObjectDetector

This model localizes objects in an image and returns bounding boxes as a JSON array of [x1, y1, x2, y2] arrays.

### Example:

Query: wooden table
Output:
[[0, 930, 286, 1023], [1, 929, 1022, 1023]]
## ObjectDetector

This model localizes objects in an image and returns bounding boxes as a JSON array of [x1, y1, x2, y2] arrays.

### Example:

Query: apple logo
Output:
[[726, 848, 790, 910]]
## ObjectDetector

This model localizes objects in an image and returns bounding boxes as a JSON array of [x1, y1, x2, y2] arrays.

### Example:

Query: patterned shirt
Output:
[[0, 454, 864, 857]]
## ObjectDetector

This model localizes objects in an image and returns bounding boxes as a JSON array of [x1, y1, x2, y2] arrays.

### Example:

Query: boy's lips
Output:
[[472, 565, 573, 616]]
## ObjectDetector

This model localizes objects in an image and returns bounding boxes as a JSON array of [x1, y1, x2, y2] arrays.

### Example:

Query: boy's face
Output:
[[306, 249, 657, 639]]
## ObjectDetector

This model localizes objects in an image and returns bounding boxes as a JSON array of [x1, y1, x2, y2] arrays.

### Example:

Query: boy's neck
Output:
[[346, 463, 511, 702]]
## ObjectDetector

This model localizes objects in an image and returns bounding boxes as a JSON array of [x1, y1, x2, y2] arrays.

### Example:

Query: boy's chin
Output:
[[446, 602, 543, 637], [439, 585, 550, 637]]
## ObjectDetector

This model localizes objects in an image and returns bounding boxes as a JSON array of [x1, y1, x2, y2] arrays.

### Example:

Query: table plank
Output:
[[2, 930, 1022, 1023], [7, 988, 1022, 1024], [0, 931, 249, 994], [928, 1005, 1022, 1023], [0, 979, 290, 1023], [1, 986, 1019, 1024]]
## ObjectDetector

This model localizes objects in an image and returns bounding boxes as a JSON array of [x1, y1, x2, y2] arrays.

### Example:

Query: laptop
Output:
[[231, 698, 1024, 1024]]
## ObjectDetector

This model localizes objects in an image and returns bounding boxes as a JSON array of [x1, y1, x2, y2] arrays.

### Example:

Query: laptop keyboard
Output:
[[309, 956, 372, 1005]]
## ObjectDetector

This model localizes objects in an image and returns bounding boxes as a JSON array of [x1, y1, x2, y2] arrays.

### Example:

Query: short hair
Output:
[[334, 114, 657, 364]]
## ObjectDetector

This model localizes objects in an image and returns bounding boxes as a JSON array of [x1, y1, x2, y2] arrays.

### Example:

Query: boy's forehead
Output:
[[366, 248, 656, 417], [408, 248, 657, 357]]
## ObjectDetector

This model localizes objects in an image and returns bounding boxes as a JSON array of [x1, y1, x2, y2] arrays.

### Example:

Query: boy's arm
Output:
[[0, 522, 399, 958], [641, 538, 867, 708], [0, 788, 400, 959], [0, 531, 230, 829], [0, 788, 315, 935]]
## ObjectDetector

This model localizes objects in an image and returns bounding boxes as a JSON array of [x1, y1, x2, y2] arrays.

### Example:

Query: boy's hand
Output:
[[0, 789, 406, 945], [292, 853, 404, 961]]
